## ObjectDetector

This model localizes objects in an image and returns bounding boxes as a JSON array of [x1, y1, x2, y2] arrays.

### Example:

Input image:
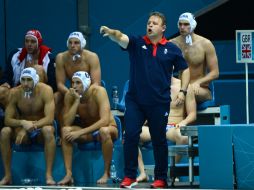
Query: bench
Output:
[[112, 105, 230, 125]]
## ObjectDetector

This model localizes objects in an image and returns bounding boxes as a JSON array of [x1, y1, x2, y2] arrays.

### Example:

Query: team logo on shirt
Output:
[[142, 45, 147, 50], [164, 48, 168, 54], [164, 112, 169, 116]]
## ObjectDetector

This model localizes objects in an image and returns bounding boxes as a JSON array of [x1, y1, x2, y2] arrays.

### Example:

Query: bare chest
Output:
[[17, 97, 44, 118], [65, 61, 90, 80], [77, 101, 99, 125], [181, 44, 205, 67]]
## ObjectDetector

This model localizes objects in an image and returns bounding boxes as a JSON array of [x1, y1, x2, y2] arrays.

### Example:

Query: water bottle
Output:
[[110, 160, 117, 180], [112, 86, 119, 110], [111, 159, 122, 183], [20, 178, 39, 185]]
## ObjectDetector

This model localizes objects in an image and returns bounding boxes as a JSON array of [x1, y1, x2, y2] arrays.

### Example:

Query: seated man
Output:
[[55, 31, 101, 95], [55, 31, 101, 125], [0, 67, 56, 185], [171, 12, 219, 103], [58, 71, 118, 185], [0, 29, 56, 109], [137, 77, 196, 182]]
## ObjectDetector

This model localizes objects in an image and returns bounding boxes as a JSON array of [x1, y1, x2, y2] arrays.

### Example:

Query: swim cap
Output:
[[72, 71, 91, 92], [20, 67, 39, 87], [178, 12, 197, 45], [25, 29, 43, 47], [67, 31, 86, 49]]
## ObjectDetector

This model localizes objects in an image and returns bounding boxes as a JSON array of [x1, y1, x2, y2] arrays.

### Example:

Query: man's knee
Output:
[[42, 125, 55, 139], [0, 127, 12, 140], [99, 127, 111, 142], [61, 126, 72, 138]]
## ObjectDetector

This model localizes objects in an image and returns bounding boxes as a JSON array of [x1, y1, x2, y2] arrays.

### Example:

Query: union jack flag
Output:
[[242, 44, 252, 59]]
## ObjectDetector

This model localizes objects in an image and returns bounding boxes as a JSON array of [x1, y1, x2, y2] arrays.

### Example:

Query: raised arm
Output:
[[55, 53, 69, 95], [63, 89, 80, 126], [100, 26, 129, 49], [34, 85, 55, 128]]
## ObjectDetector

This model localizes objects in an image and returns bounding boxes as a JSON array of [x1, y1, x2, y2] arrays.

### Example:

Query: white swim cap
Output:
[[178, 12, 197, 45], [20, 67, 39, 87], [67, 31, 86, 49], [72, 71, 91, 92]]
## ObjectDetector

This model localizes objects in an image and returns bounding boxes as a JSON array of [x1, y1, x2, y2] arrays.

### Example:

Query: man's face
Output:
[[146, 16, 166, 38], [72, 78, 83, 95], [178, 20, 191, 36], [68, 38, 82, 55], [25, 36, 38, 54], [20, 77, 34, 92]]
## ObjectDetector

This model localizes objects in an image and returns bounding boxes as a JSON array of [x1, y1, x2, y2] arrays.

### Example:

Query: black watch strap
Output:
[[179, 89, 187, 96]]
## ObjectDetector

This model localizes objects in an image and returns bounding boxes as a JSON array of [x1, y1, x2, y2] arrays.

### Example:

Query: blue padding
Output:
[[175, 162, 199, 167], [78, 115, 122, 151], [117, 80, 216, 111], [12, 120, 58, 152], [197, 82, 215, 110], [141, 140, 175, 150], [197, 100, 215, 110], [116, 80, 129, 112]]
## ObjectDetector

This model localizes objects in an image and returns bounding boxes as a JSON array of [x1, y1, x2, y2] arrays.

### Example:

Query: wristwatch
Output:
[[179, 89, 187, 96]]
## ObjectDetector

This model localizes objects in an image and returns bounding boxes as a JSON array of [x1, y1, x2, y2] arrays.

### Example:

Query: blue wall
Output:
[[0, 0, 253, 123], [88, 0, 254, 124], [1, 0, 78, 67], [214, 40, 254, 74], [0, 0, 6, 69], [89, 0, 218, 98], [214, 41, 254, 123]]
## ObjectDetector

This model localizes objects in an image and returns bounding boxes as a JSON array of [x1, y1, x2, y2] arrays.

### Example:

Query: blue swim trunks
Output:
[[29, 129, 41, 138]]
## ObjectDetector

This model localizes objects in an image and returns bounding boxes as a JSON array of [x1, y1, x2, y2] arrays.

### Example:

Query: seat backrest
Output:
[[117, 80, 129, 112], [197, 81, 215, 110], [101, 80, 106, 88], [114, 115, 122, 142]]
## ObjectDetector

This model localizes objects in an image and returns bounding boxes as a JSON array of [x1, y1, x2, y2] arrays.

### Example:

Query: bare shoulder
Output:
[[9, 86, 21, 101], [56, 51, 69, 64], [89, 84, 107, 96], [83, 50, 99, 61], [169, 36, 184, 49], [38, 83, 53, 95], [196, 35, 214, 48], [170, 36, 181, 46]]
